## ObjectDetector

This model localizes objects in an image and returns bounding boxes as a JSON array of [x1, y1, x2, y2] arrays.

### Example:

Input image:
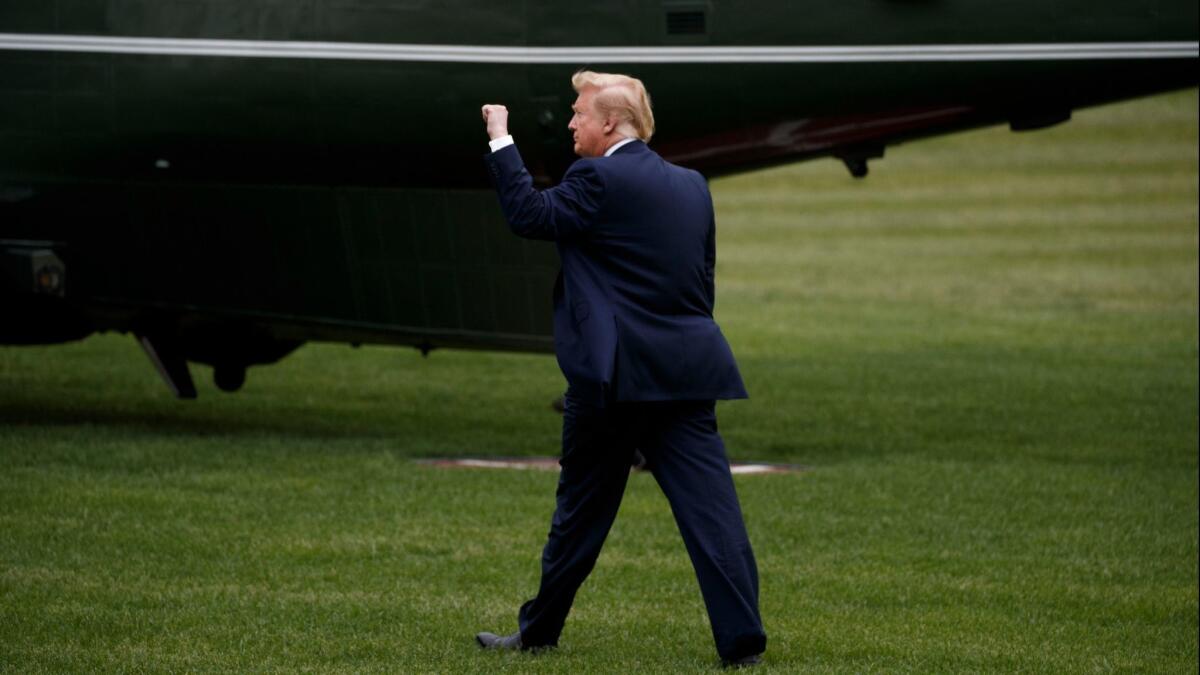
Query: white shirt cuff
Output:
[[488, 135, 514, 152]]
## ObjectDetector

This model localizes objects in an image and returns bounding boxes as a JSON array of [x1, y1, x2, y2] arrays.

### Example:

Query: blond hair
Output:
[[571, 70, 655, 143]]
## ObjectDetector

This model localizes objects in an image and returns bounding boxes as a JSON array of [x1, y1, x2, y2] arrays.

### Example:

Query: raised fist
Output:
[[481, 104, 509, 140]]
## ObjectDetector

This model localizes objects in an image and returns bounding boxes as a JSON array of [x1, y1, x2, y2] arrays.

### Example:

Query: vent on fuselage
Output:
[[666, 10, 706, 35]]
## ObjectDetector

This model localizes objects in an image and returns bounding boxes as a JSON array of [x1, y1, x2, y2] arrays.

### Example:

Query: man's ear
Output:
[[603, 117, 617, 134]]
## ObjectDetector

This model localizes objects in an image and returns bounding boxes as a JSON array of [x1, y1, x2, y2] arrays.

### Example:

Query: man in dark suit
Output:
[[476, 71, 766, 667]]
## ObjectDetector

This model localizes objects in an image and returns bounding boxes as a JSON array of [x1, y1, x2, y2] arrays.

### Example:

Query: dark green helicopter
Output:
[[1, 1, 1196, 397]]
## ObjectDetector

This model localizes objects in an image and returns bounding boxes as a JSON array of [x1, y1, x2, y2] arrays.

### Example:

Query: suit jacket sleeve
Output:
[[484, 144, 605, 241]]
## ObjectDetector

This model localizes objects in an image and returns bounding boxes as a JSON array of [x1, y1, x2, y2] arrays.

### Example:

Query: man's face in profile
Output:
[[568, 89, 609, 158]]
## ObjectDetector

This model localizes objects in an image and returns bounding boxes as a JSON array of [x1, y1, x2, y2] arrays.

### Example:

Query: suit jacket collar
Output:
[[609, 139, 648, 156]]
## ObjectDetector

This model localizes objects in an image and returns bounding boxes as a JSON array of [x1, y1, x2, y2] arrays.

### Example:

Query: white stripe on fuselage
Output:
[[0, 33, 1196, 62]]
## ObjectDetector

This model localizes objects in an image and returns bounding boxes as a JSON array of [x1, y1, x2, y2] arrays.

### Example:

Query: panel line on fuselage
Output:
[[0, 33, 1196, 63]]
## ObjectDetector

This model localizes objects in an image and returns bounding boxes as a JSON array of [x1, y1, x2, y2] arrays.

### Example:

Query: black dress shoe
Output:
[[721, 653, 762, 669], [475, 631, 523, 650]]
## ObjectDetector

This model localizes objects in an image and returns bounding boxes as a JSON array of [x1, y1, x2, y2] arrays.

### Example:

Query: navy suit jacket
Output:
[[485, 140, 748, 405]]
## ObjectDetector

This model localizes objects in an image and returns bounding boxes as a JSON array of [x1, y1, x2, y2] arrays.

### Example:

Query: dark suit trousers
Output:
[[517, 392, 767, 661]]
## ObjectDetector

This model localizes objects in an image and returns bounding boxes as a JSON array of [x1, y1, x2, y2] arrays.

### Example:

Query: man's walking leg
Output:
[[646, 401, 766, 662], [517, 396, 636, 647]]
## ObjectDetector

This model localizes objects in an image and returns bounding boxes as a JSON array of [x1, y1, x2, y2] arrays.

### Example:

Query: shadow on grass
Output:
[[0, 393, 430, 442], [0, 387, 565, 464]]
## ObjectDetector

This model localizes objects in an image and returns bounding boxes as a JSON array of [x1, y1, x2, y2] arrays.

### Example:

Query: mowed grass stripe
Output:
[[2, 90, 1197, 672]]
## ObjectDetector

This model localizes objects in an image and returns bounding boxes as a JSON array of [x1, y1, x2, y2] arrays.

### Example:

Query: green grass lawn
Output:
[[2, 90, 1197, 673]]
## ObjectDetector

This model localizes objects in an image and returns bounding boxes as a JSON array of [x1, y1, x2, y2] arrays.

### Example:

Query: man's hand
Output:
[[481, 104, 509, 141]]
